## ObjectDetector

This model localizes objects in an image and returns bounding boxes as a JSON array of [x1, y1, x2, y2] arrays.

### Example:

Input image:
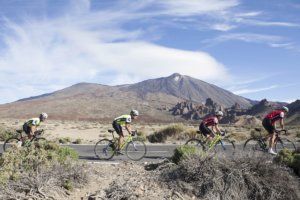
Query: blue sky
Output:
[[0, 0, 299, 104]]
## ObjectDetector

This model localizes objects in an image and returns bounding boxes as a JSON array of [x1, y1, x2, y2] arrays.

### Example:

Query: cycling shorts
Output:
[[23, 123, 31, 135], [199, 123, 213, 137], [262, 118, 275, 134], [112, 121, 124, 137]]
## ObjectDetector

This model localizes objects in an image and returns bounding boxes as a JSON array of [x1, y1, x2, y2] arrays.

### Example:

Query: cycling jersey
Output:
[[201, 117, 218, 127], [113, 115, 132, 125], [264, 110, 284, 124], [25, 118, 41, 127]]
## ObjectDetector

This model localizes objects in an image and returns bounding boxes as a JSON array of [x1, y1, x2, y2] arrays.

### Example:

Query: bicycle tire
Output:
[[94, 139, 115, 160], [243, 138, 267, 152], [214, 139, 236, 153], [3, 137, 21, 152], [125, 139, 146, 161], [275, 138, 296, 152], [185, 138, 205, 150]]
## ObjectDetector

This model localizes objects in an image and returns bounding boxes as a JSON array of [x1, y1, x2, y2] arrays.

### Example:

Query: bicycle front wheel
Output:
[[3, 137, 21, 152], [275, 138, 296, 152], [243, 138, 266, 153], [125, 140, 146, 161], [94, 139, 115, 160], [214, 139, 236, 154]]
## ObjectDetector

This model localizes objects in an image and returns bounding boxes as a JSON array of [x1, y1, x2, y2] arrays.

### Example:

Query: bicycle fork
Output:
[[129, 141, 138, 151]]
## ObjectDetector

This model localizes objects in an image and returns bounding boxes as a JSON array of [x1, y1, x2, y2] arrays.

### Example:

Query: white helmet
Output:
[[282, 106, 289, 112], [216, 111, 224, 117], [40, 112, 48, 120], [130, 109, 139, 116]]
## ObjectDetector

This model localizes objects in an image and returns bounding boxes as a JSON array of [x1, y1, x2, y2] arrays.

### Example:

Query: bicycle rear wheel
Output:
[[185, 138, 205, 150], [3, 137, 21, 152], [275, 138, 296, 152], [243, 138, 267, 153], [125, 140, 146, 161], [94, 139, 115, 160]]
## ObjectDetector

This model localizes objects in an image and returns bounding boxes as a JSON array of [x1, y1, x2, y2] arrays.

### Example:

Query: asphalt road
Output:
[[0, 143, 238, 163], [0, 142, 297, 163]]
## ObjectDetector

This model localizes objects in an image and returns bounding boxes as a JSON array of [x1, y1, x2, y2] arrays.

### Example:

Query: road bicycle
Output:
[[185, 130, 236, 153], [3, 129, 46, 152], [94, 129, 147, 161], [243, 129, 296, 153]]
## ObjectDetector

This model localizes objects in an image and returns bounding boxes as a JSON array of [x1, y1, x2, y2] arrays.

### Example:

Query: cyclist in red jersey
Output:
[[262, 106, 289, 155], [199, 111, 224, 142]]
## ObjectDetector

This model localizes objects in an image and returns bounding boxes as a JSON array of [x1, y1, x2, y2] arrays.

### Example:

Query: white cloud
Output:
[[233, 85, 278, 95], [0, 6, 230, 103], [153, 0, 239, 16]]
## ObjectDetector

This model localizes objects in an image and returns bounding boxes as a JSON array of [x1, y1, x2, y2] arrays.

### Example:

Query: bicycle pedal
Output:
[[115, 151, 124, 155]]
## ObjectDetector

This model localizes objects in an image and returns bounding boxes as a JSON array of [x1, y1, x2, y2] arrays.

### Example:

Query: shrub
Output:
[[160, 153, 300, 200], [73, 138, 83, 144], [147, 124, 185, 143], [0, 127, 16, 141], [135, 130, 147, 142], [58, 137, 71, 144], [171, 145, 198, 164], [0, 141, 88, 199], [274, 148, 300, 176]]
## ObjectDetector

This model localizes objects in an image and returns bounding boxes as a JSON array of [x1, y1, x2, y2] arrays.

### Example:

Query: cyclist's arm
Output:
[[279, 118, 284, 130], [125, 123, 132, 135], [30, 126, 37, 135], [215, 124, 221, 134]]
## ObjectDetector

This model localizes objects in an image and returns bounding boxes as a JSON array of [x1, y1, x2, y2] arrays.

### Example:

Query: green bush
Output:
[[136, 130, 147, 142], [0, 141, 79, 184], [0, 127, 16, 141], [59, 137, 71, 144], [63, 180, 73, 190], [147, 124, 185, 143], [73, 138, 83, 144], [171, 145, 198, 164], [274, 148, 300, 176]]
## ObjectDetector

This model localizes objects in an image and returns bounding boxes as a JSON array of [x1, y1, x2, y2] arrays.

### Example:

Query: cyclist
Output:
[[23, 112, 48, 140], [199, 111, 224, 143], [112, 110, 139, 152], [262, 106, 289, 155]]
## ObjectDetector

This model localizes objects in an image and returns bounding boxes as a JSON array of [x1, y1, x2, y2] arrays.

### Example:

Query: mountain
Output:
[[0, 73, 253, 121], [286, 100, 300, 125], [123, 73, 252, 107]]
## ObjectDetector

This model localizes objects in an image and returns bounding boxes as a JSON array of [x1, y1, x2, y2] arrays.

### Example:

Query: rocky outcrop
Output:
[[170, 98, 248, 124]]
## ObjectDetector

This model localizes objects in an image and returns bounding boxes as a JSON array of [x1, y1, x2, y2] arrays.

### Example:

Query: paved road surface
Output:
[[0, 142, 297, 163], [0, 143, 238, 163]]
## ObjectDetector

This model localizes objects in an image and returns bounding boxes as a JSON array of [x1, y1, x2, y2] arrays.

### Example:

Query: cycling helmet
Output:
[[216, 111, 224, 117], [282, 106, 289, 112], [130, 109, 139, 116], [40, 112, 48, 120]]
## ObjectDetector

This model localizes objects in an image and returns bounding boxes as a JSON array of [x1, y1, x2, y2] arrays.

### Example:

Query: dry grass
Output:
[[159, 152, 300, 200]]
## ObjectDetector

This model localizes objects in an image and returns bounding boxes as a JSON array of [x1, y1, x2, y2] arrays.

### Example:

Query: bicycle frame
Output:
[[208, 134, 224, 150]]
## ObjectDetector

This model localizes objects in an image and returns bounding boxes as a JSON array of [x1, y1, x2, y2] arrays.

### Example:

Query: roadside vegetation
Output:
[[0, 141, 90, 199]]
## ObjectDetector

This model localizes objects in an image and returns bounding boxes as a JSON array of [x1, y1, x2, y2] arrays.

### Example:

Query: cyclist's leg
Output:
[[200, 123, 214, 143], [22, 123, 31, 142], [112, 121, 123, 150], [263, 118, 276, 154]]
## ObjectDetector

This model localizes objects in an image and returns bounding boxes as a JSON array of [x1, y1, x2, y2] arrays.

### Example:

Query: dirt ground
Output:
[[1, 118, 300, 199]]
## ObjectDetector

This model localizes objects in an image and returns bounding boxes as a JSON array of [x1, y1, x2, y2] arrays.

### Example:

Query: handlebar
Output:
[[275, 129, 288, 135], [34, 129, 44, 136]]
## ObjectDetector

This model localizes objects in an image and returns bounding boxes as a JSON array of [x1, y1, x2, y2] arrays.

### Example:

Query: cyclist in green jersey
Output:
[[112, 110, 139, 151], [23, 112, 48, 140]]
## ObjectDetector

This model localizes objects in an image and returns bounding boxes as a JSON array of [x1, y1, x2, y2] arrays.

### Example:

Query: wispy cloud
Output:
[[0, 0, 233, 103], [233, 85, 278, 95], [202, 32, 298, 51]]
